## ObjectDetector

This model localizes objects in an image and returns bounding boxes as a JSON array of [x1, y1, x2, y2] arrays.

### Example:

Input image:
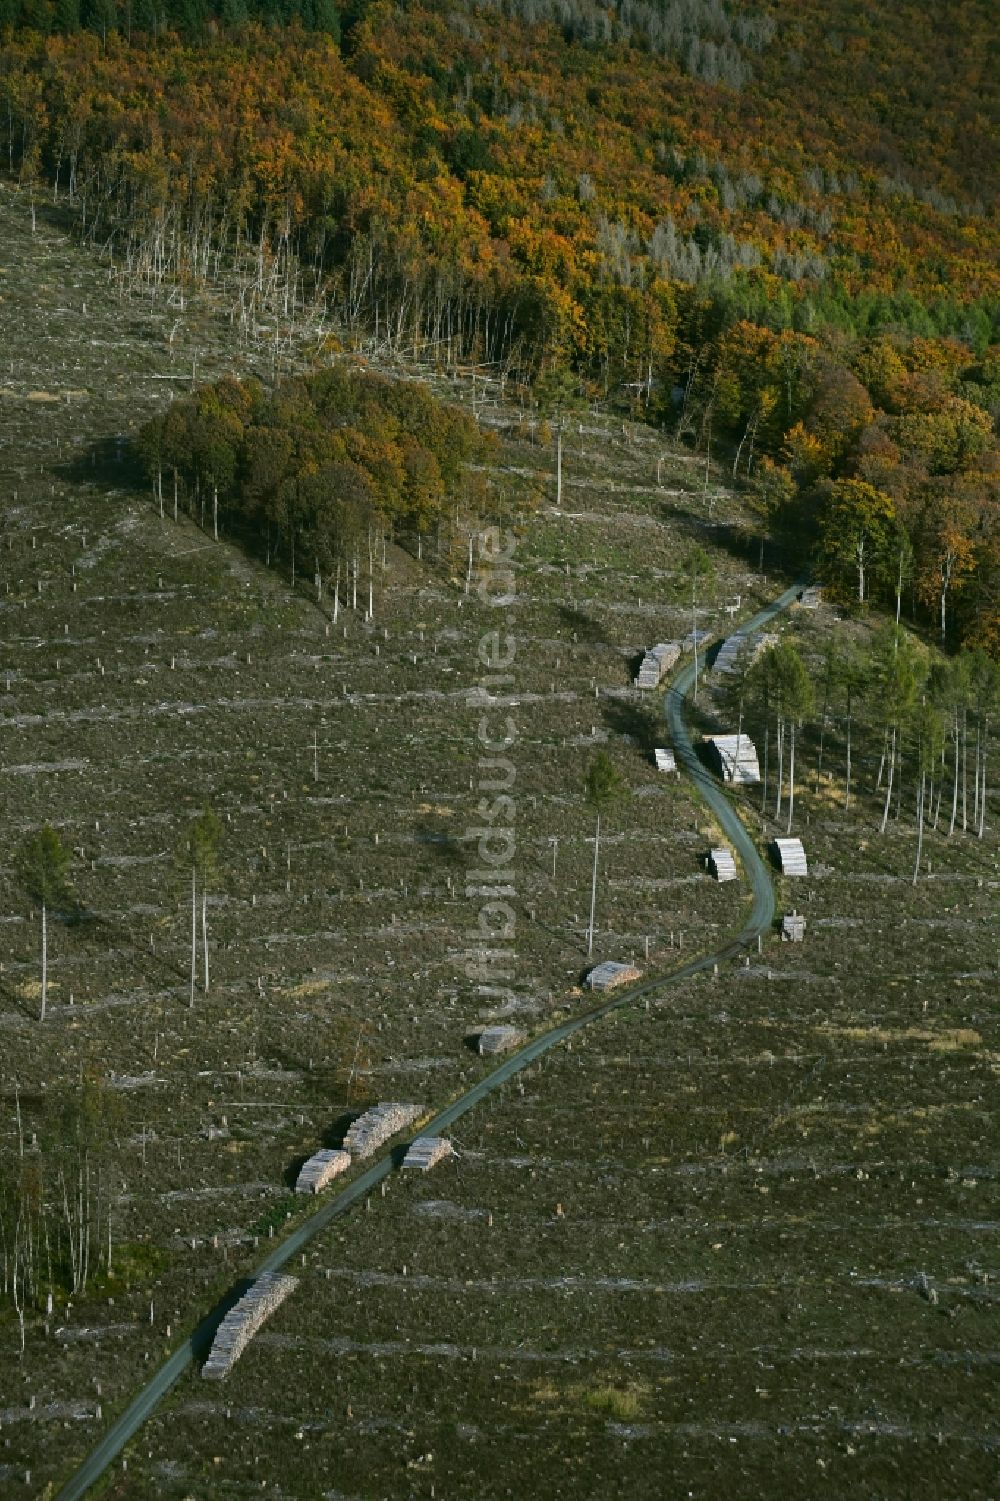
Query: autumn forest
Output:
[[1, 0, 997, 649]]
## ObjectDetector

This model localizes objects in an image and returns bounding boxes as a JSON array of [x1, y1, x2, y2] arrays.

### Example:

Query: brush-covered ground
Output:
[[0, 185, 997, 1498]]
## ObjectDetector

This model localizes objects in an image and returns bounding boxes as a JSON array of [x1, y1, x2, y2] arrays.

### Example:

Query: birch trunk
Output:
[[40, 900, 47, 1022], [202, 889, 209, 993], [775, 718, 784, 820], [880, 726, 896, 833], [962, 708, 968, 832], [190, 867, 197, 1008], [948, 713, 959, 835], [913, 772, 925, 885], [587, 813, 601, 959]]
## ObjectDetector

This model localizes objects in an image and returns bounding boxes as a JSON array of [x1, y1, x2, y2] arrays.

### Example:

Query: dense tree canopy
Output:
[[138, 365, 487, 577], [1, 0, 996, 648]]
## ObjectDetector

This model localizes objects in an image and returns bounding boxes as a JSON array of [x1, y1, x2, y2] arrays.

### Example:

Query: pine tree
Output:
[[583, 752, 628, 959]]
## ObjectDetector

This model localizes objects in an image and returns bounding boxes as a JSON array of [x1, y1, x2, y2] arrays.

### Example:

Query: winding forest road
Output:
[[56, 579, 802, 1501]]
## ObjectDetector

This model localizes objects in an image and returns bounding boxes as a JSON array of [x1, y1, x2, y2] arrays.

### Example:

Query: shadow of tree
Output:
[[600, 696, 661, 757], [415, 819, 465, 865], [556, 603, 606, 643], [55, 433, 146, 493]]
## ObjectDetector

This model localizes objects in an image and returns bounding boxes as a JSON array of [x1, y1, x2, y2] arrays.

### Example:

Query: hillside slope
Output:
[[2, 1, 998, 651], [0, 184, 997, 1501]]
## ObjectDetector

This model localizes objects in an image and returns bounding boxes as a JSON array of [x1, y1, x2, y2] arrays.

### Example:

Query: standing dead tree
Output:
[[178, 808, 223, 1007], [584, 751, 629, 959], [15, 826, 74, 1022]]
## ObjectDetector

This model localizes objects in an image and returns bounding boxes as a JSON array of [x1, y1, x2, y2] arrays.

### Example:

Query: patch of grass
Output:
[[820, 1024, 984, 1051], [247, 1196, 300, 1238], [581, 1383, 647, 1421]]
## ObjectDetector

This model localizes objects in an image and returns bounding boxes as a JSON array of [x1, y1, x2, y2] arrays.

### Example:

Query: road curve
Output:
[[56, 579, 802, 1501]]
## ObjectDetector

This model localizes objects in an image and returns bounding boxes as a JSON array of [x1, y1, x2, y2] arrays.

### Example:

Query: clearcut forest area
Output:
[[0, 173, 997, 1501]]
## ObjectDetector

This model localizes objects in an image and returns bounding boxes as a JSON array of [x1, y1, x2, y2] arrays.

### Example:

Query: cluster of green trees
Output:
[[740, 631, 999, 879], [13, 805, 225, 1025], [0, 1073, 124, 1348], [673, 323, 998, 653], [2, 805, 222, 1326], [0, 0, 341, 38], [138, 367, 487, 605]]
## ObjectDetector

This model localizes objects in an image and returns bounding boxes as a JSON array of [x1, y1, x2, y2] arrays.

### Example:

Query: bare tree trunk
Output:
[[775, 718, 784, 820], [60, 1171, 78, 1294], [732, 417, 751, 478], [845, 713, 853, 812], [973, 726, 980, 830], [189, 867, 197, 1008], [40, 900, 47, 1022], [587, 813, 601, 959], [962, 708, 968, 832], [815, 681, 830, 792], [979, 721, 989, 838], [12, 1241, 25, 1356], [913, 771, 925, 885], [786, 723, 796, 833], [948, 713, 959, 835], [880, 726, 896, 834], [202, 889, 209, 993]]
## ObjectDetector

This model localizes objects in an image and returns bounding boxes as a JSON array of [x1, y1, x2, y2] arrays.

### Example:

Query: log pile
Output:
[[635, 641, 681, 688], [294, 1148, 351, 1194], [706, 734, 761, 785], [586, 960, 642, 991], [713, 630, 748, 676], [477, 1025, 525, 1056], [773, 837, 808, 876], [716, 628, 776, 675], [202, 1273, 298, 1380], [343, 1102, 423, 1158], [402, 1136, 454, 1171], [709, 847, 738, 882]]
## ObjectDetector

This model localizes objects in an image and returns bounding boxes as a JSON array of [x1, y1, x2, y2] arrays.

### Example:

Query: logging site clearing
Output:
[[0, 187, 997, 1501]]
